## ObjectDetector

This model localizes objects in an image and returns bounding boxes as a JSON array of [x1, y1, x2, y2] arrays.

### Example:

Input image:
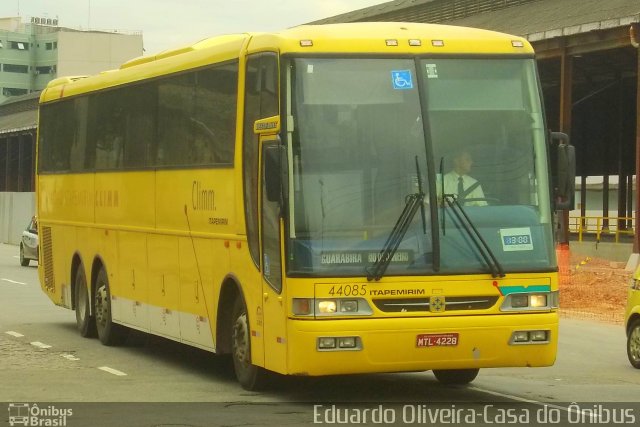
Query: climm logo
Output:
[[192, 181, 216, 211]]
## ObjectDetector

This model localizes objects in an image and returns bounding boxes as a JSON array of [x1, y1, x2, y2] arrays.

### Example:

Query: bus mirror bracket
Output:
[[550, 131, 575, 210]]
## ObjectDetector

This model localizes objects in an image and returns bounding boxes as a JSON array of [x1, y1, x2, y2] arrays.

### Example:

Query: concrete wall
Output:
[[57, 31, 142, 76], [572, 188, 634, 219], [0, 192, 35, 244], [569, 240, 633, 263]]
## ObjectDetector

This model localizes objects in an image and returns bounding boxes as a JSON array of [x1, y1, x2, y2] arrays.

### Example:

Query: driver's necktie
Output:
[[457, 176, 465, 204]]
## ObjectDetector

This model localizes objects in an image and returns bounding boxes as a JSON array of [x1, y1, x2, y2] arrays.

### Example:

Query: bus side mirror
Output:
[[551, 132, 575, 210], [264, 143, 287, 203]]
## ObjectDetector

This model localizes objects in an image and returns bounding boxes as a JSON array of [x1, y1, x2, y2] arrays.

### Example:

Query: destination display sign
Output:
[[320, 251, 414, 266]]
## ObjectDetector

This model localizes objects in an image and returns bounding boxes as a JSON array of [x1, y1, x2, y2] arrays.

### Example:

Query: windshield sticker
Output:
[[321, 251, 414, 265], [321, 252, 362, 265], [391, 70, 414, 90], [500, 227, 533, 252], [425, 64, 438, 79]]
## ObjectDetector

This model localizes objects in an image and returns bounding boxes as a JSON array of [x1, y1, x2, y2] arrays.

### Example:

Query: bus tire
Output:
[[94, 266, 128, 346], [231, 297, 268, 390], [627, 318, 640, 369], [74, 266, 96, 338], [433, 368, 479, 385]]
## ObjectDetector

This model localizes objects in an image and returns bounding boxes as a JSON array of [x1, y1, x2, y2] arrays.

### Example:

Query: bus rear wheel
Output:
[[94, 266, 128, 346], [74, 266, 96, 338], [433, 368, 479, 385], [231, 297, 268, 390]]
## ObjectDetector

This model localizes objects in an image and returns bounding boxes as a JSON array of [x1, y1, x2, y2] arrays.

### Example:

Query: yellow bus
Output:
[[37, 22, 568, 390]]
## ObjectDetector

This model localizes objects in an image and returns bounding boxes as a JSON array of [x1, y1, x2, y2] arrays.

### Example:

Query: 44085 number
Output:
[[328, 284, 368, 297]]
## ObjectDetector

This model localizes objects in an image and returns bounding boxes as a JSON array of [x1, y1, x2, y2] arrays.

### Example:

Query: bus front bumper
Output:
[[285, 312, 558, 376]]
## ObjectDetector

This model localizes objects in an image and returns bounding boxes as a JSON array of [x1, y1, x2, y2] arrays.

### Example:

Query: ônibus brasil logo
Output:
[[8, 403, 72, 426]]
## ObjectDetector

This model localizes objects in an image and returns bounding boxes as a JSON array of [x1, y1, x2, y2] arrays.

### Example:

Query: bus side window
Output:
[[122, 84, 156, 169], [39, 101, 76, 172], [88, 91, 126, 170], [192, 63, 238, 166], [157, 73, 195, 167]]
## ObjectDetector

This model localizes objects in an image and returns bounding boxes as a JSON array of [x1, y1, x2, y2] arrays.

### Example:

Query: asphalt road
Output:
[[1, 242, 638, 426]]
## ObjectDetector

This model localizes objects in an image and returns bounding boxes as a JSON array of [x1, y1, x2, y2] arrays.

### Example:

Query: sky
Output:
[[0, 0, 390, 55]]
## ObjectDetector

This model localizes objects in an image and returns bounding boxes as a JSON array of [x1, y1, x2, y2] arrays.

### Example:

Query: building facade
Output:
[[0, 16, 143, 103]]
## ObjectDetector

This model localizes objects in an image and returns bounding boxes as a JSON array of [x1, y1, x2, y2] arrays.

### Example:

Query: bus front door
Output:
[[260, 138, 288, 373]]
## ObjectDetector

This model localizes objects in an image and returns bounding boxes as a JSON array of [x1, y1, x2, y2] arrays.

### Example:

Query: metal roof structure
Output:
[[311, 0, 530, 25], [0, 92, 40, 135], [0, 92, 40, 136], [0, 110, 36, 136], [441, 0, 640, 42], [312, 0, 640, 43]]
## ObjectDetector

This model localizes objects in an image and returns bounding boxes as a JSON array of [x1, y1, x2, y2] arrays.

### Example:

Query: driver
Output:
[[442, 150, 487, 206]]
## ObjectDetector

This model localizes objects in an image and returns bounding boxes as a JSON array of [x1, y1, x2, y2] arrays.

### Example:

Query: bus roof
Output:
[[251, 22, 533, 55], [40, 22, 532, 103]]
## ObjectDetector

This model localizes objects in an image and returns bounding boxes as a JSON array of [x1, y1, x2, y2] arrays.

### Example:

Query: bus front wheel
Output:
[[627, 318, 640, 369], [94, 266, 128, 346], [432, 368, 479, 385], [74, 266, 96, 338], [231, 297, 268, 390]]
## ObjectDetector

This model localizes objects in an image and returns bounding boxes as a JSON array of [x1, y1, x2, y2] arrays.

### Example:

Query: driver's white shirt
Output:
[[441, 172, 487, 206]]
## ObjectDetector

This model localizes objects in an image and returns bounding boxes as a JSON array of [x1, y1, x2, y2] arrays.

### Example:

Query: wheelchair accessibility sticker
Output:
[[391, 70, 414, 90]]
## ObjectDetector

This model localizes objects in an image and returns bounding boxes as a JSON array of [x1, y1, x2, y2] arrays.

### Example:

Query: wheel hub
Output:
[[95, 285, 108, 327], [233, 313, 249, 364]]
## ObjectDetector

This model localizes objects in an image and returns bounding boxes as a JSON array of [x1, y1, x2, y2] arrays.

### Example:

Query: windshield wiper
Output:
[[443, 195, 505, 278], [415, 156, 427, 235], [366, 192, 424, 281], [366, 156, 426, 281]]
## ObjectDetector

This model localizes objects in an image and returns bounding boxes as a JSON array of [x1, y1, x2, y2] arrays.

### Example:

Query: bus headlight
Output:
[[510, 330, 550, 344], [292, 298, 373, 317], [529, 294, 547, 308], [530, 330, 548, 341], [340, 300, 358, 313], [292, 298, 313, 315], [512, 331, 529, 342], [318, 337, 336, 349], [511, 294, 529, 308], [317, 336, 362, 351], [501, 291, 557, 311], [318, 300, 337, 314], [338, 337, 357, 348]]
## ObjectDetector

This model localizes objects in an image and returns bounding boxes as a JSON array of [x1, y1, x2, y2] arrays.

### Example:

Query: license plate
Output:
[[416, 333, 459, 347]]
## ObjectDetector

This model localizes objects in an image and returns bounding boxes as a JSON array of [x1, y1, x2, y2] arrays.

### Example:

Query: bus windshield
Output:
[[287, 57, 555, 277]]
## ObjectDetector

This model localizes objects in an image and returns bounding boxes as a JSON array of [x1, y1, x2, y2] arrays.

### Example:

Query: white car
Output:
[[20, 217, 38, 266]]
